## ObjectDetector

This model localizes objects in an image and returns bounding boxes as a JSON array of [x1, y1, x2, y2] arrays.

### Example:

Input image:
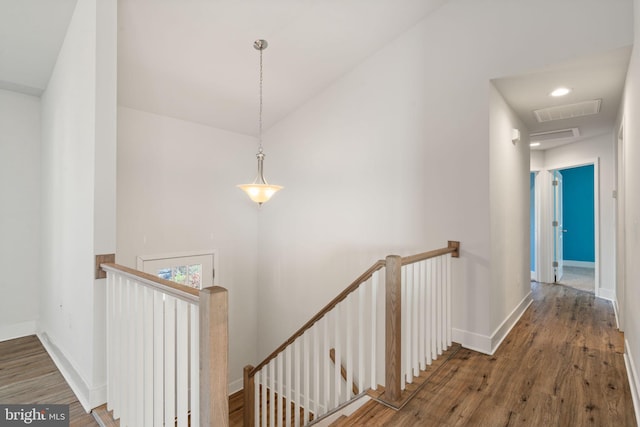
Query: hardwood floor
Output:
[[3, 281, 636, 427], [332, 281, 637, 426], [0, 335, 98, 427]]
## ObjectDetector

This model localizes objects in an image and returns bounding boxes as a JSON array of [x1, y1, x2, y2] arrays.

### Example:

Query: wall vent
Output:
[[530, 128, 579, 142], [533, 99, 601, 123]]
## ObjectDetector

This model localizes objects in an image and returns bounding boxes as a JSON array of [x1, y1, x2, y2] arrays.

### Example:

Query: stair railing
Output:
[[244, 241, 460, 426], [101, 263, 229, 427]]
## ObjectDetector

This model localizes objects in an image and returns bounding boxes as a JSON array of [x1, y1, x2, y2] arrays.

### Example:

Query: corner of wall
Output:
[[36, 332, 104, 412], [490, 291, 533, 354], [0, 321, 37, 343]]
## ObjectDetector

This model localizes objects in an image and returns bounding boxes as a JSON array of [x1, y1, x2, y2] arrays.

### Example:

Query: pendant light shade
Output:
[[238, 39, 283, 205], [238, 152, 283, 204]]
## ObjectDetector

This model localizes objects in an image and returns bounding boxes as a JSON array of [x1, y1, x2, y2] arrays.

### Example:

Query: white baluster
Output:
[[153, 290, 164, 425], [429, 258, 436, 362], [358, 284, 365, 394], [412, 264, 419, 377], [323, 315, 330, 416], [436, 256, 443, 355], [285, 346, 292, 427], [277, 353, 284, 427], [190, 304, 199, 427], [143, 287, 154, 426], [346, 295, 353, 400], [402, 266, 411, 386], [164, 295, 176, 426], [134, 284, 144, 427], [370, 272, 378, 390], [106, 274, 116, 415], [447, 254, 452, 346], [123, 279, 132, 425], [313, 325, 320, 418], [418, 261, 426, 370], [294, 339, 301, 427], [270, 359, 276, 427], [303, 331, 310, 425], [253, 372, 259, 427], [176, 299, 189, 427], [260, 369, 267, 427]]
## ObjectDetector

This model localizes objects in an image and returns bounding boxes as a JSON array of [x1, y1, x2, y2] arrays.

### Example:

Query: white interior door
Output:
[[553, 170, 564, 282]]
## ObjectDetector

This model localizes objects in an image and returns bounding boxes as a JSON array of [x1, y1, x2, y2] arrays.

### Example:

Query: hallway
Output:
[[329, 281, 635, 426]]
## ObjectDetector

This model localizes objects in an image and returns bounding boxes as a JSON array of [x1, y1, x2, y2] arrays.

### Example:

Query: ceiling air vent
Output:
[[530, 128, 580, 142], [533, 99, 601, 123]]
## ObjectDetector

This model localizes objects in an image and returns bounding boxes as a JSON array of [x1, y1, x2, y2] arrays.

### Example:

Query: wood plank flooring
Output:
[[331, 281, 636, 426], [3, 281, 635, 427], [0, 335, 98, 426]]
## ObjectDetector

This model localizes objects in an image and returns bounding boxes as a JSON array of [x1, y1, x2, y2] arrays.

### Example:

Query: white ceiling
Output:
[[0, 0, 78, 95], [116, 0, 449, 135], [492, 46, 631, 151], [2, 0, 631, 146]]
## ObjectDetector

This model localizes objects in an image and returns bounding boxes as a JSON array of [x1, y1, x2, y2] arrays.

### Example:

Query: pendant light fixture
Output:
[[238, 39, 283, 205]]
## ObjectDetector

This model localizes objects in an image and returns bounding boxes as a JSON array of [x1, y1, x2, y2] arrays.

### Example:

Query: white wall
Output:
[[530, 151, 545, 171], [489, 84, 531, 350], [541, 135, 616, 299], [255, 0, 633, 357], [619, 0, 640, 417], [39, 0, 116, 410], [116, 106, 259, 392], [0, 89, 41, 341]]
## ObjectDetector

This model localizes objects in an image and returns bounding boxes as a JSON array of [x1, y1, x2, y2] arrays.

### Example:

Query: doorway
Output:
[[532, 158, 600, 294], [554, 165, 595, 292]]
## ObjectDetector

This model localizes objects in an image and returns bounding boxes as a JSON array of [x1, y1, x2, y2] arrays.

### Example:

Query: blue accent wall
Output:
[[560, 165, 595, 262], [530, 172, 535, 271]]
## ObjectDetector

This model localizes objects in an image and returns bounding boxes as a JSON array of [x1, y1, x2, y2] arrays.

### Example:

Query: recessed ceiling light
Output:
[[530, 142, 541, 147], [550, 87, 571, 97]]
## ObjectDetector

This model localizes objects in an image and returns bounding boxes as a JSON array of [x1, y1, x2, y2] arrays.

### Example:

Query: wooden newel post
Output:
[[200, 286, 229, 427], [385, 255, 402, 402], [448, 240, 460, 258], [243, 365, 255, 427]]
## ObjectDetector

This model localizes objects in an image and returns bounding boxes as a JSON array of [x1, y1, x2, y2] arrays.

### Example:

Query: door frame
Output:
[[533, 157, 600, 295]]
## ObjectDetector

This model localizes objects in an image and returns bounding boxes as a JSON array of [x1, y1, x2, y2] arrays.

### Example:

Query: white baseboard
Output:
[[453, 291, 532, 356], [0, 320, 37, 342], [624, 339, 640, 425], [613, 300, 621, 330], [452, 328, 492, 354], [563, 260, 595, 268], [596, 287, 615, 302], [530, 271, 537, 281], [37, 333, 105, 412], [490, 292, 533, 354]]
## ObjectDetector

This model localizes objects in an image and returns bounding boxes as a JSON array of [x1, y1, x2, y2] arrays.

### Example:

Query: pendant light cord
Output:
[[258, 45, 264, 154]]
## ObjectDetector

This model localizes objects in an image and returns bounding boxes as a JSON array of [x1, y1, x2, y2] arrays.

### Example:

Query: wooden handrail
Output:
[[249, 259, 385, 376], [400, 241, 460, 266], [244, 241, 460, 426], [101, 263, 199, 302]]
